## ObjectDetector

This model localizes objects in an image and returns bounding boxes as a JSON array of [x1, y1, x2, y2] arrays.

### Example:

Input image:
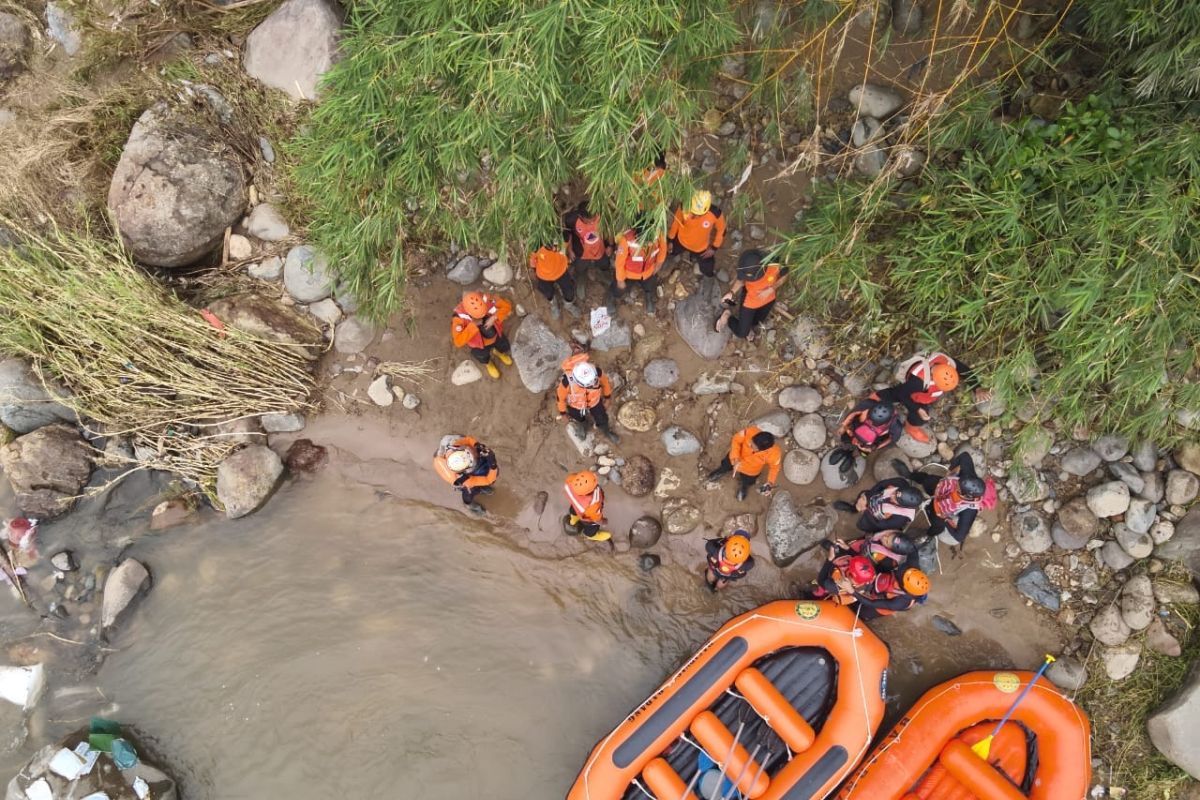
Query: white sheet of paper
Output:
[[590, 306, 610, 337]]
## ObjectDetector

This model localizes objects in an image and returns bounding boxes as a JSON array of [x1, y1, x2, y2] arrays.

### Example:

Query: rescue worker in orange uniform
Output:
[[432, 435, 498, 515], [451, 291, 513, 379], [556, 353, 619, 443], [562, 201, 610, 302], [668, 190, 726, 278], [704, 532, 755, 592], [612, 216, 667, 313], [528, 242, 579, 320], [705, 426, 781, 501], [715, 249, 789, 339], [875, 352, 988, 443], [563, 470, 610, 542]]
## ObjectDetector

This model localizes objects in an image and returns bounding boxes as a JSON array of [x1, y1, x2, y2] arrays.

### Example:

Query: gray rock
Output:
[[764, 492, 834, 567], [243, 0, 343, 101], [1102, 642, 1141, 681], [821, 448, 866, 489], [307, 297, 342, 326], [1150, 520, 1176, 545], [1175, 442, 1200, 475], [482, 258, 513, 286], [663, 500, 702, 535], [1120, 574, 1155, 630], [851, 116, 882, 147], [447, 254, 483, 284], [563, 419, 594, 457], [450, 359, 482, 386], [790, 414, 826, 450], [752, 410, 792, 438], [284, 245, 334, 302], [0, 358, 76, 434], [789, 316, 830, 359], [1011, 511, 1052, 554], [896, 429, 937, 459], [1060, 446, 1101, 476], [1140, 471, 1165, 504], [931, 615, 962, 636], [661, 426, 701, 457], [1149, 660, 1200, 777], [891, 0, 923, 34], [1102, 540, 1137, 571], [245, 203, 290, 241], [107, 103, 246, 268], [621, 455, 655, 498], [1055, 497, 1099, 547], [1109, 461, 1144, 495], [778, 385, 822, 413], [854, 144, 888, 177], [333, 316, 376, 354], [1046, 656, 1088, 691], [1166, 469, 1200, 506], [101, 558, 151, 630], [892, 145, 926, 177], [249, 255, 284, 281], [1093, 434, 1130, 461], [1125, 497, 1157, 535], [848, 83, 904, 118], [591, 319, 631, 352], [975, 393, 1006, 417], [841, 372, 871, 399], [367, 375, 393, 407], [1013, 564, 1060, 611], [691, 371, 733, 395], [1146, 617, 1182, 657], [0, 12, 32, 79], [511, 316, 571, 393], [629, 516, 662, 548], [1086, 480, 1131, 518], [1019, 428, 1053, 467], [1006, 470, 1050, 504], [0, 425, 92, 519], [1090, 603, 1131, 646], [45, 2, 81, 56], [50, 551, 76, 572], [1131, 439, 1158, 472], [783, 449, 820, 485], [216, 445, 284, 518], [260, 412, 305, 433], [1154, 579, 1200, 606], [644, 358, 679, 388], [674, 280, 730, 359]]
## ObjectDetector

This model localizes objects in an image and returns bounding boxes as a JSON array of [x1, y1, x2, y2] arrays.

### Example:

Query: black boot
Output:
[[829, 447, 848, 465], [600, 425, 621, 444], [891, 458, 912, 478], [832, 500, 856, 513], [735, 484, 748, 502], [706, 468, 726, 483]]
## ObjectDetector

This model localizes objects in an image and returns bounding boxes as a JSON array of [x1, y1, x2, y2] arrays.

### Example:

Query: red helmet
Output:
[[846, 556, 876, 585]]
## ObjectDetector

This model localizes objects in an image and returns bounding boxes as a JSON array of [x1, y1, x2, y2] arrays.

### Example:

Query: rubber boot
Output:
[[644, 290, 657, 315], [485, 362, 501, 379], [832, 500, 857, 513], [735, 483, 748, 502], [904, 423, 930, 443], [891, 458, 912, 478], [477, 486, 495, 495], [549, 297, 561, 321], [563, 300, 581, 319], [705, 468, 726, 483], [494, 351, 513, 366], [467, 501, 485, 516], [600, 425, 621, 444], [838, 453, 856, 477]]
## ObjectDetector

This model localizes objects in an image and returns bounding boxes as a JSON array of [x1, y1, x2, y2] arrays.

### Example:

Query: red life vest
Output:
[[564, 484, 603, 521], [851, 416, 891, 448], [907, 352, 957, 405], [933, 476, 981, 519], [574, 216, 606, 261], [621, 234, 657, 279]]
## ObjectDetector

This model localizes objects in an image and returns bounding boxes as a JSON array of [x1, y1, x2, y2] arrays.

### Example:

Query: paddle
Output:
[[971, 655, 1056, 759]]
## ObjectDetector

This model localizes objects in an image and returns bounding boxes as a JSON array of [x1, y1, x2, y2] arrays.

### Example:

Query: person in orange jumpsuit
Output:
[[556, 353, 619, 443], [563, 470, 610, 541], [668, 190, 727, 278], [528, 242, 578, 319], [705, 426, 782, 501], [562, 200, 610, 303], [611, 216, 667, 313], [432, 435, 498, 515], [715, 249, 789, 340], [450, 291, 513, 379]]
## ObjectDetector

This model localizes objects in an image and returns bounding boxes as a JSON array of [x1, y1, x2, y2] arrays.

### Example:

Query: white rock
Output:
[[1120, 574, 1156, 630], [848, 83, 904, 117], [228, 234, 253, 260], [367, 375, 393, 407], [791, 414, 826, 450], [100, 558, 152, 629], [1166, 469, 1200, 506], [783, 449, 820, 485], [283, 245, 333, 302], [1115, 523, 1154, 559], [482, 258, 513, 286], [1124, 497, 1157, 535], [248, 256, 283, 281], [307, 298, 342, 326], [243, 0, 343, 101], [260, 412, 305, 433], [1089, 603, 1131, 646], [896, 429, 937, 459], [1086, 480, 1130, 518], [333, 316, 376, 354], [0, 665, 43, 709], [778, 385, 822, 413], [1101, 642, 1141, 681], [244, 203, 290, 241], [451, 360, 483, 386]]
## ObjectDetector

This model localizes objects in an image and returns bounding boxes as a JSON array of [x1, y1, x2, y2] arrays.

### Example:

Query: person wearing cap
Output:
[[832, 477, 925, 533], [528, 241, 579, 320], [563, 470, 609, 542], [668, 190, 726, 278], [612, 215, 667, 313], [556, 352, 619, 443], [893, 452, 996, 545], [432, 435, 498, 515], [704, 532, 755, 592], [450, 290, 514, 379], [714, 249, 789, 339], [875, 351, 989, 443], [705, 425, 782, 501], [852, 564, 931, 619], [561, 200, 611, 303]]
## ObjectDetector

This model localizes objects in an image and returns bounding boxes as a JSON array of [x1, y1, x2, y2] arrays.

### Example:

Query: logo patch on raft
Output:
[[794, 602, 821, 620], [993, 672, 1021, 693]]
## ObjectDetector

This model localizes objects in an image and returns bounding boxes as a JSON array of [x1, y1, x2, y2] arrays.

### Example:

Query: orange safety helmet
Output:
[[567, 470, 598, 495], [722, 533, 751, 564], [931, 362, 960, 392], [902, 566, 930, 596], [461, 291, 490, 318]]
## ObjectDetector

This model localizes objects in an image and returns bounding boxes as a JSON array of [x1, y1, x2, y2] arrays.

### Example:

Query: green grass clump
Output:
[[287, 0, 740, 318], [1087, 0, 1200, 101]]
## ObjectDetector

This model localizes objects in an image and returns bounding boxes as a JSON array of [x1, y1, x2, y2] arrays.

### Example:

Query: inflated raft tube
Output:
[[567, 600, 889, 800], [837, 670, 1091, 800]]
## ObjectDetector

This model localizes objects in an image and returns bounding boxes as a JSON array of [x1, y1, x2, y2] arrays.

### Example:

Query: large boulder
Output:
[[662, 499, 702, 535], [207, 293, 322, 357], [101, 558, 151, 630], [216, 445, 283, 519], [661, 426, 701, 456], [0, 13, 32, 80], [848, 83, 904, 117], [751, 410, 791, 438], [0, 358, 76, 434], [764, 491, 834, 567], [107, 103, 246, 268], [778, 385, 822, 413], [510, 316, 570, 393], [1156, 504, 1200, 575], [1011, 511, 1051, 554], [674, 280, 730, 359], [628, 516, 662, 548], [5, 726, 178, 800], [243, 0, 343, 101], [1149, 661, 1200, 778], [0, 425, 93, 519], [644, 358, 679, 388], [791, 414, 826, 450], [820, 449, 865, 489]]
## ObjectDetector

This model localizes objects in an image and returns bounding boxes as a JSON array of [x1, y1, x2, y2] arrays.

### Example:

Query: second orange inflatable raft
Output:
[[567, 600, 889, 800], [837, 670, 1091, 800]]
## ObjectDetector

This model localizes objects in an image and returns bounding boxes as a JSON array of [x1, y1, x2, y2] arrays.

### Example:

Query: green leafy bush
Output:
[[782, 90, 1200, 440], [288, 0, 739, 317], [1087, 0, 1200, 100]]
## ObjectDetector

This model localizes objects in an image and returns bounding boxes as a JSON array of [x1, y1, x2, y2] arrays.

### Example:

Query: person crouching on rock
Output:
[[714, 249, 788, 340], [556, 352, 620, 443], [704, 532, 755, 592], [893, 452, 996, 546], [706, 426, 781, 501], [832, 478, 925, 533], [451, 290, 513, 380], [874, 351, 990, 444], [433, 436, 498, 516], [563, 470, 610, 542], [528, 240, 579, 320], [852, 564, 931, 620], [829, 400, 903, 477]]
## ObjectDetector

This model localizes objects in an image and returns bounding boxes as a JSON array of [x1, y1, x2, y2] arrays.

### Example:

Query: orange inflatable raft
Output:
[[837, 670, 1091, 800], [567, 600, 890, 800]]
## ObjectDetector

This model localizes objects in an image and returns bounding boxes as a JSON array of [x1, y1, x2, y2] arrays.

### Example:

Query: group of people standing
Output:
[[432, 179, 997, 611]]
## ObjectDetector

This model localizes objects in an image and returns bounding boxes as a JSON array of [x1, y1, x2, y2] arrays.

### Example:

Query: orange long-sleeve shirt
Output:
[[669, 207, 726, 254], [450, 295, 513, 349], [729, 425, 781, 483], [529, 246, 569, 281], [614, 230, 667, 282]]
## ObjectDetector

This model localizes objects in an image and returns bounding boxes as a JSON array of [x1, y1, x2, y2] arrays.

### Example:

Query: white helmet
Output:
[[446, 448, 475, 473], [571, 361, 599, 387]]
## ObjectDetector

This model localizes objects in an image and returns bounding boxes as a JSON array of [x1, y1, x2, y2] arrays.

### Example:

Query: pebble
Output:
[[248, 256, 283, 281], [450, 360, 483, 386], [401, 393, 421, 410], [228, 234, 253, 260], [367, 375, 393, 407]]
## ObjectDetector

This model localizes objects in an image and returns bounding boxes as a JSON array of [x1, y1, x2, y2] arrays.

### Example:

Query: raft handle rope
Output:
[[722, 686, 796, 762]]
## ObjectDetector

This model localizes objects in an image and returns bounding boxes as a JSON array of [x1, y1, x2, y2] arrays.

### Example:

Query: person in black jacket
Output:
[[832, 478, 925, 533], [703, 533, 755, 592], [894, 452, 995, 544], [561, 201, 611, 302]]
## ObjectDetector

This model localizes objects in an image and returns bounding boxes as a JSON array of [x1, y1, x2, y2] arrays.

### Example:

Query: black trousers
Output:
[[536, 271, 577, 303], [729, 299, 775, 339], [670, 239, 716, 276], [611, 274, 659, 303], [572, 256, 611, 299], [567, 403, 610, 430], [710, 457, 759, 490], [469, 333, 511, 364]]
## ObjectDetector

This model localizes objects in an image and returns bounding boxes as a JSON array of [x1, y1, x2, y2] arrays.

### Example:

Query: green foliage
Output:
[[288, 0, 739, 318], [1088, 0, 1200, 100], [781, 90, 1200, 441]]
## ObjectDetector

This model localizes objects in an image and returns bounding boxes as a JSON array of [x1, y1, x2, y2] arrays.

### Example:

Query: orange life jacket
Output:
[[564, 483, 604, 522], [450, 295, 512, 349], [729, 426, 782, 483], [556, 353, 611, 412], [573, 215, 606, 261], [669, 207, 726, 254], [615, 230, 666, 282], [743, 263, 783, 309], [432, 437, 498, 489], [907, 352, 957, 405], [530, 246, 569, 282]]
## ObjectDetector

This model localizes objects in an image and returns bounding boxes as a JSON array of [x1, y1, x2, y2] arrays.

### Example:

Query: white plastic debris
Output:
[[0, 664, 44, 709]]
